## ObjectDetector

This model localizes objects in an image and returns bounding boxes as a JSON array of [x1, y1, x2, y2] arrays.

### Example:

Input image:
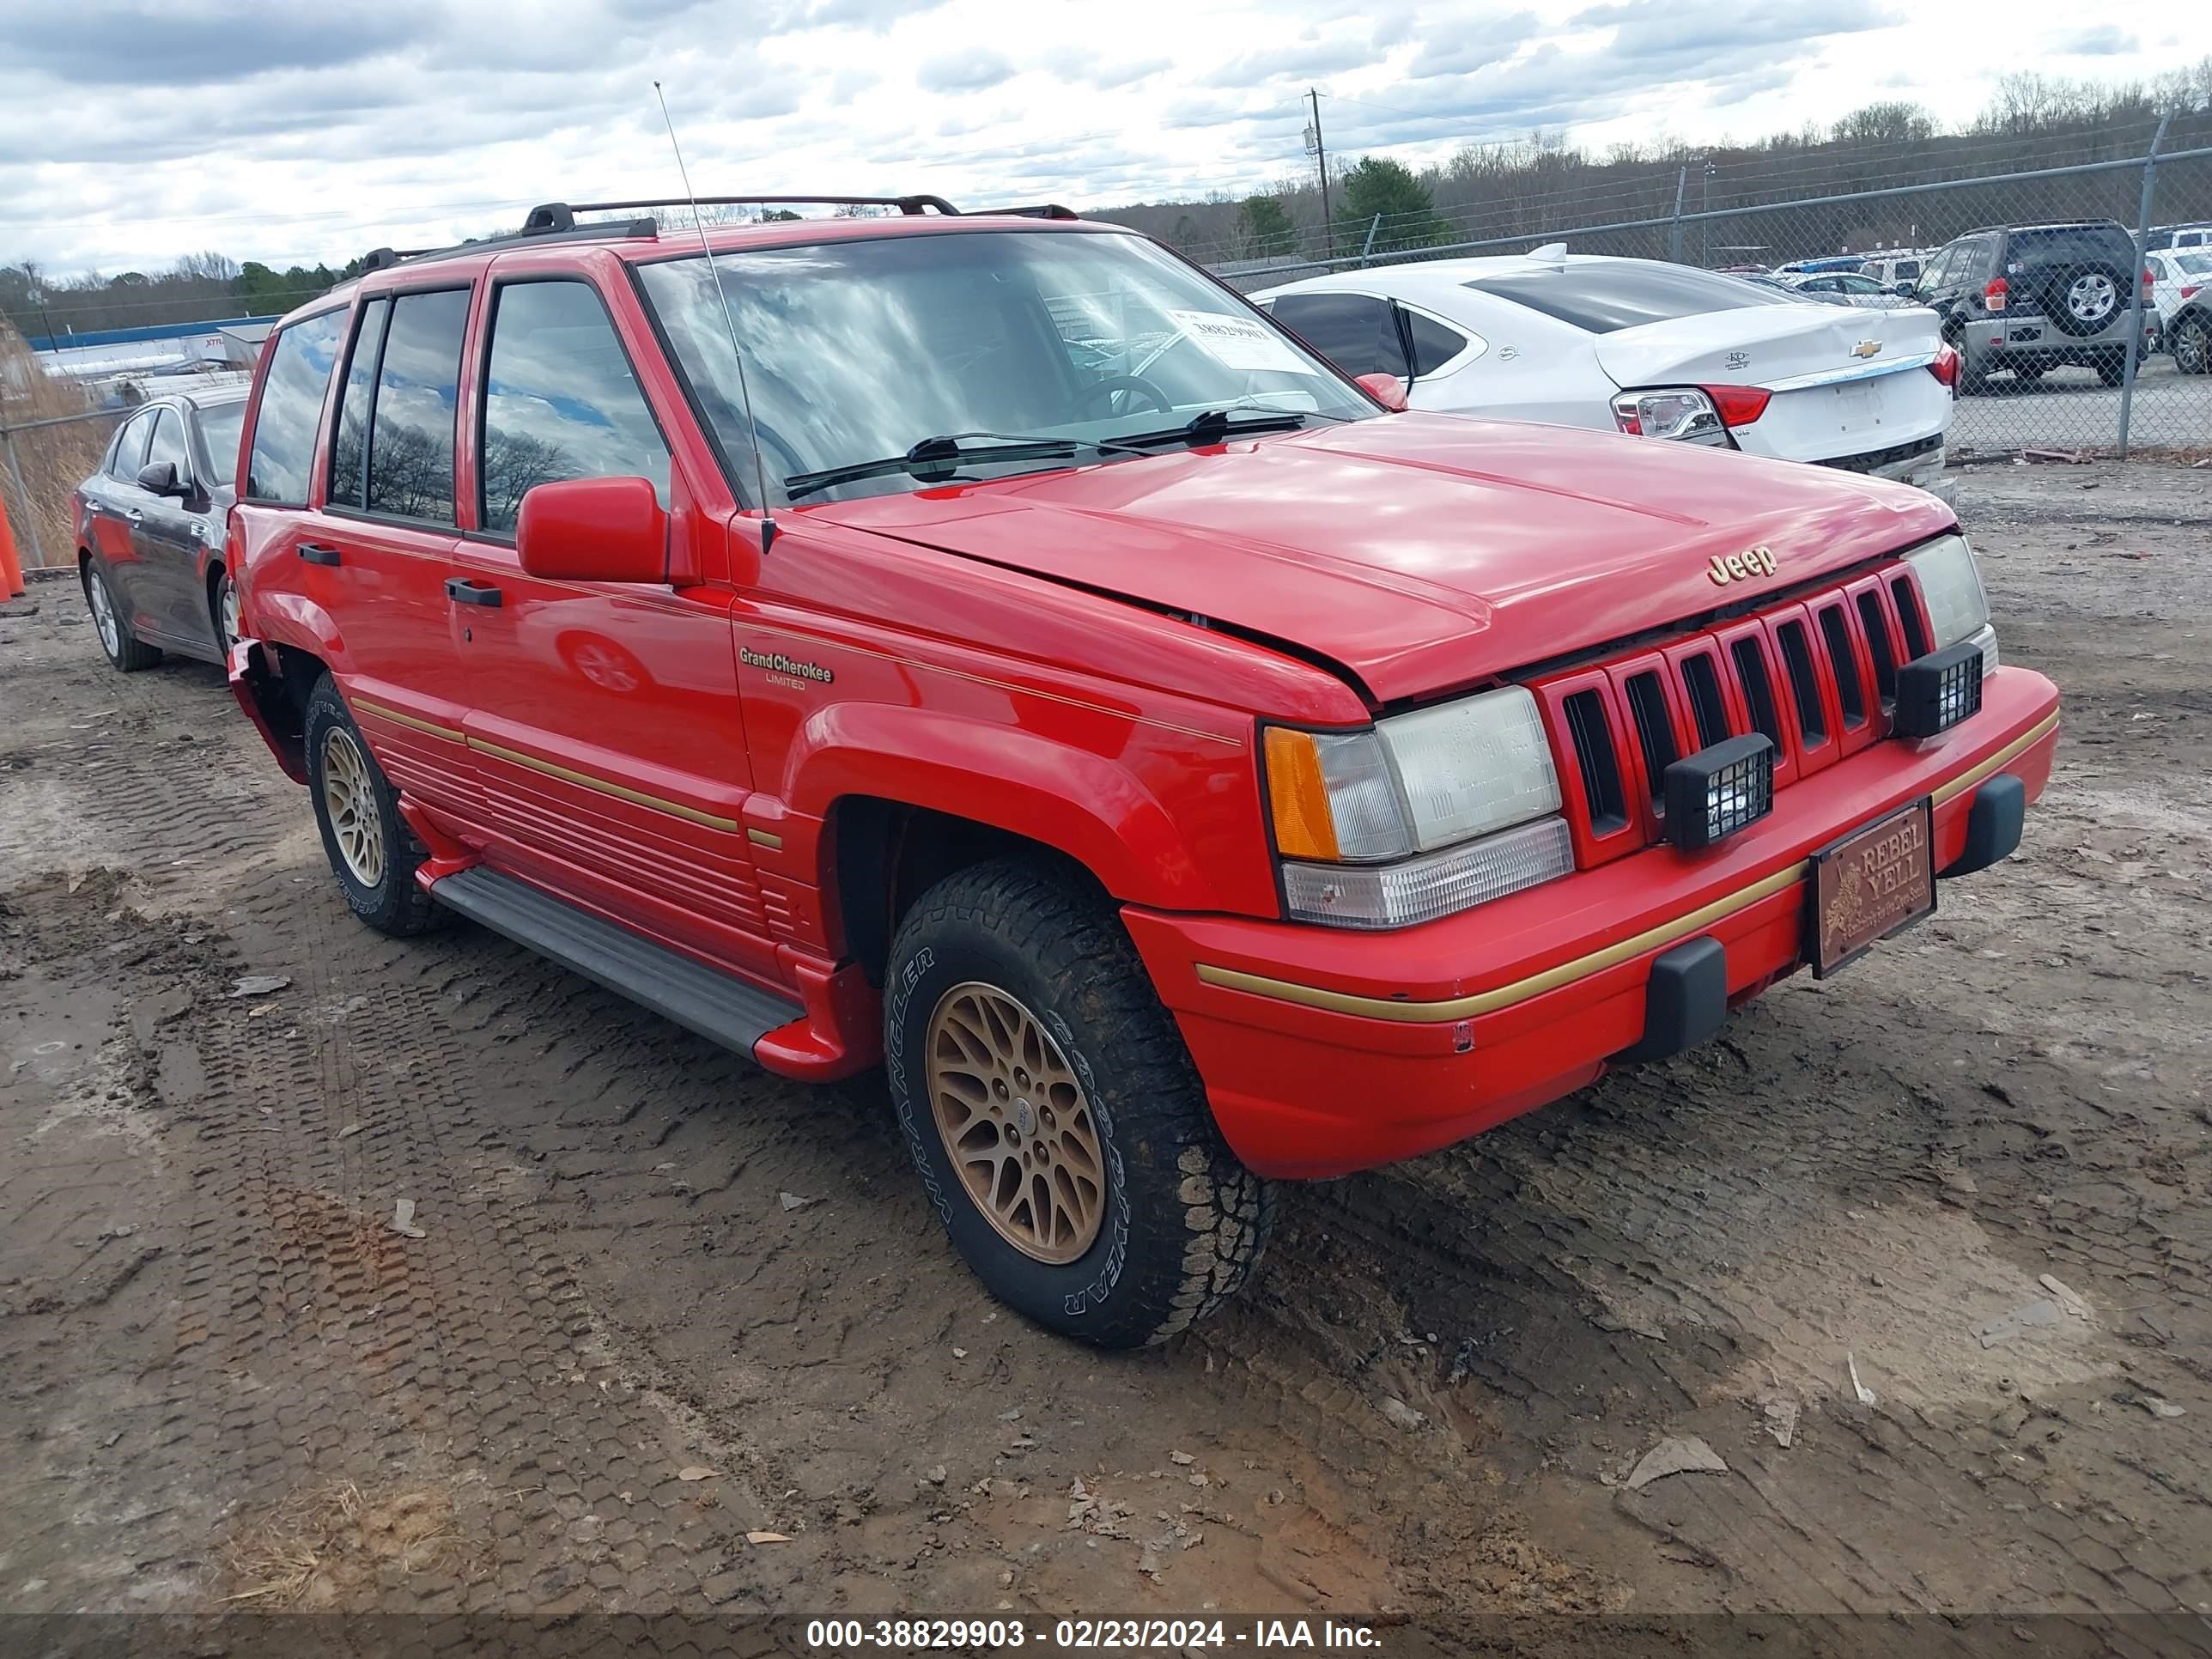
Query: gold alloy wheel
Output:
[[320, 726, 386, 889], [926, 981, 1106, 1264]]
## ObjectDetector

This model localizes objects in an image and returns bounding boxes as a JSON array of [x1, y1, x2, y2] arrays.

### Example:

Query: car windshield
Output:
[[198, 403, 246, 480], [635, 229, 1373, 505], [1462, 262, 1797, 334]]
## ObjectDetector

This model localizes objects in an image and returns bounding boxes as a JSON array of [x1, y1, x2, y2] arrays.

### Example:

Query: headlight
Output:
[[1263, 686, 1572, 928], [1905, 533, 1996, 677]]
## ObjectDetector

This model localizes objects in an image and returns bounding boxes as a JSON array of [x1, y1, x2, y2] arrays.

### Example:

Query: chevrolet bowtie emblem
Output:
[[1708, 544, 1778, 586], [1852, 340, 1881, 358]]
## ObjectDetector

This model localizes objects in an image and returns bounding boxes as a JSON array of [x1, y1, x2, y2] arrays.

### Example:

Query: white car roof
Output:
[[1250, 253, 1721, 341]]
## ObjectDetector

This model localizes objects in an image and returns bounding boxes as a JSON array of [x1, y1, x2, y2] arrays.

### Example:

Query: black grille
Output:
[[1563, 690, 1628, 834], [1624, 672, 1676, 814], [1681, 652, 1732, 747], [1731, 636, 1784, 754], [1819, 603, 1867, 728], [1857, 591, 1899, 703], [1892, 574, 1930, 658], [1776, 620, 1826, 745]]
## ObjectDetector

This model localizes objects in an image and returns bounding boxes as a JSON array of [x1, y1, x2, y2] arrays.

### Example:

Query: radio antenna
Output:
[[653, 80, 777, 555]]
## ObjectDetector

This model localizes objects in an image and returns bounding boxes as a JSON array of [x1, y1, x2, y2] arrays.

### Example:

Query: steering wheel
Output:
[[1074, 374, 1173, 419]]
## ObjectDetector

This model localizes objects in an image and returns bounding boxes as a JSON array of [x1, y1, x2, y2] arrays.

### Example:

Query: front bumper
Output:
[[1124, 666, 2060, 1179]]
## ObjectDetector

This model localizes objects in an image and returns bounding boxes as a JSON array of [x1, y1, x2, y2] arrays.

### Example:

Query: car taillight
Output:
[[2183, 284, 2203, 301], [1929, 343, 1960, 386], [1705, 384, 1772, 427], [1984, 276, 2008, 313], [2143, 267, 2156, 294]]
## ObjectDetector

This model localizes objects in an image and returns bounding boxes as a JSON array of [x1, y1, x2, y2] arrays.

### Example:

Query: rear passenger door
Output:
[[87, 409, 156, 619], [447, 267, 773, 979]]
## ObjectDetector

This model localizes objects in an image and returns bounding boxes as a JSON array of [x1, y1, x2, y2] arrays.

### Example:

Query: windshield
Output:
[[1464, 262, 1798, 334], [635, 229, 1373, 505], [198, 402, 246, 480]]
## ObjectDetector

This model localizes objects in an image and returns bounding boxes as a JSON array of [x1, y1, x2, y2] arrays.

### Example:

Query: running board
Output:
[[428, 866, 802, 1059]]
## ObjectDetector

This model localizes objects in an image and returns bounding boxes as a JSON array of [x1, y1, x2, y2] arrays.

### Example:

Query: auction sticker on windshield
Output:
[[1166, 309, 1310, 374]]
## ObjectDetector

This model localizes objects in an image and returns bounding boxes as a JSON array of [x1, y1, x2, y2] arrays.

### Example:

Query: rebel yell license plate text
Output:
[[1809, 798, 1936, 978]]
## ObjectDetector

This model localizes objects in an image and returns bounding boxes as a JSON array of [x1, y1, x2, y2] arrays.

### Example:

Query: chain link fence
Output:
[[1199, 120, 2212, 459], [0, 374, 130, 573]]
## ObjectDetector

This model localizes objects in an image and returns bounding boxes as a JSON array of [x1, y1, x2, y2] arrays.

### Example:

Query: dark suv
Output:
[[1911, 221, 2154, 393]]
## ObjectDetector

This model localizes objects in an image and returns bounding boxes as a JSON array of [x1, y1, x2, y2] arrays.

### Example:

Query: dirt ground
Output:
[[2, 463, 2207, 1648]]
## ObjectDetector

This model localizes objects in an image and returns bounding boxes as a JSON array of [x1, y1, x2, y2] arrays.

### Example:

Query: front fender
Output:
[[782, 702, 1249, 914], [250, 589, 351, 678]]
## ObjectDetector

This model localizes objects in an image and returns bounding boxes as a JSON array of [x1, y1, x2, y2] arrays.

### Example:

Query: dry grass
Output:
[[220, 1479, 489, 1608], [0, 324, 125, 570]]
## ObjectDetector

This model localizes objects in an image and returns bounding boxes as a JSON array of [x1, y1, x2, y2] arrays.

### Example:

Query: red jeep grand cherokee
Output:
[[226, 197, 2059, 1347]]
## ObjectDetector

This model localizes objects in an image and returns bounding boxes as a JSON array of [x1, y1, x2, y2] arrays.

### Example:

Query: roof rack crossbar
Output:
[[357, 216, 659, 276], [969, 204, 1079, 220], [551, 193, 962, 217]]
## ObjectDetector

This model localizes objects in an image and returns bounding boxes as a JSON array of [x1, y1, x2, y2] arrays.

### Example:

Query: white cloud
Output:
[[0, 0, 2179, 276]]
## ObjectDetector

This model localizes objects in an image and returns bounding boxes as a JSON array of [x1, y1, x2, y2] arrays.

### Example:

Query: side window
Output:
[[365, 289, 470, 524], [1405, 308, 1471, 374], [479, 280, 671, 534], [144, 409, 191, 484], [106, 410, 155, 480], [245, 310, 346, 503], [1267, 293, 1390, 378], [327, 298, 392, 511]]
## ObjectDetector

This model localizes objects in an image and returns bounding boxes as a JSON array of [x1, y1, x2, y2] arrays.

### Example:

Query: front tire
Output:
[[302, 675, 442, 937], [82, 557, 161, 672], [884, 859, 1274, 1348]]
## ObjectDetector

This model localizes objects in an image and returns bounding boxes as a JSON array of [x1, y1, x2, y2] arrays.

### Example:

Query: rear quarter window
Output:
[[245, 309, 347, 504], [1462, 264, 1795, 333]]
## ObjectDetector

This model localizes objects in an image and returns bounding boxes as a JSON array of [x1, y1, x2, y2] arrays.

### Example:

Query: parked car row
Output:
[[70, 195, 2059, 1346], [1254, 248, 1959, 498]]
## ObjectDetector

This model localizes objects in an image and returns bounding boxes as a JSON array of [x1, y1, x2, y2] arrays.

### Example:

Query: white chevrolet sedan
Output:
[[1255, 248, 1960, 501]]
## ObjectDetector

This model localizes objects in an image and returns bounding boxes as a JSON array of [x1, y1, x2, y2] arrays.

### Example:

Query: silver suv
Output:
[[1911, 222, 2155, 394]]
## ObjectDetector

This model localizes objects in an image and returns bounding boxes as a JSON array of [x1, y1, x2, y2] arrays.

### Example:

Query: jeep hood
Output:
[[813, 413, 1955, 706]]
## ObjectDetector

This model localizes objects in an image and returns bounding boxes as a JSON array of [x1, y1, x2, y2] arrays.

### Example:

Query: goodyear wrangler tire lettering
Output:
[[883, 858, 1274, 1349]]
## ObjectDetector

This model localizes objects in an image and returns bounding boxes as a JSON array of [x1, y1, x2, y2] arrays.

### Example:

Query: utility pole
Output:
[[1305, 88, 1334, 258]]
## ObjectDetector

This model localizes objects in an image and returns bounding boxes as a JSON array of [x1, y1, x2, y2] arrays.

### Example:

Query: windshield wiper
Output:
[[1115, 406, 1340, 449], [783, 430, 1151, 502]]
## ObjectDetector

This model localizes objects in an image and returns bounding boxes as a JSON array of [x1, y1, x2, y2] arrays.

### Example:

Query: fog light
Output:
[[1893, 641, 1985, 738], [1663, 734, 1775, 851]]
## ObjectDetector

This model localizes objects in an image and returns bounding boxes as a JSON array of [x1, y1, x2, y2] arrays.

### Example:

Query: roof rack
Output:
[[359, 212, 658, 274], [969, 204, 1079, 220], [549, 193, 961, 218]]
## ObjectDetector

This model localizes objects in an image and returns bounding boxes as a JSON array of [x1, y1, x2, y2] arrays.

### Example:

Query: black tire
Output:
[[2041, 261, 2126, 337], [2171, 313, 2209, 376], [2094, 349, 2129, 388], [81, 556, 161, 672], [301, 674, 443, 937], [2011, 363, 2045, 384], [210, 568, 241, 659], [884, 858, 1274, 1348]]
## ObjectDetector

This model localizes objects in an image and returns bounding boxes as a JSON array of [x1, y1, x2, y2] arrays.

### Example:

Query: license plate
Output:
[[1833, 382, 1876, 432], [1808, 799, 1936, 978]]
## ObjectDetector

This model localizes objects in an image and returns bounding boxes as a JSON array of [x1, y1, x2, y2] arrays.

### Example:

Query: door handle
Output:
[[298, 543, 343, 566], [121, 509, 143, 524], [446, 576, 503, 607]]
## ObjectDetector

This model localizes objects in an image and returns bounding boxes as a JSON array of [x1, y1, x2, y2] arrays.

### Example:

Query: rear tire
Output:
[[884, 858, 1275, 1348], [2172, 313, 2209, 375], [2095, 350, 2129, 388], [302, 675, 443, 937], [82, 557, 161, 672], [211, 568, 242, 658]]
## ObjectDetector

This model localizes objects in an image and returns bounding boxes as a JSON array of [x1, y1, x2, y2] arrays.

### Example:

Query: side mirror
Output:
[[516, 477, 667, 584], [136, 459, 184, 496], [1355, 372, 1410, 412]]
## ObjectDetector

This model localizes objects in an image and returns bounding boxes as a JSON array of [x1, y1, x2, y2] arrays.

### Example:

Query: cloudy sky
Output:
[[0, 0, 2190, 276]]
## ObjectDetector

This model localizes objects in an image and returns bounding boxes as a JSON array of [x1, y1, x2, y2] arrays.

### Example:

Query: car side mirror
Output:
[[516, 477, 667, 584], [136, 459, 184, 496], [1355, 372, 1410, 412]]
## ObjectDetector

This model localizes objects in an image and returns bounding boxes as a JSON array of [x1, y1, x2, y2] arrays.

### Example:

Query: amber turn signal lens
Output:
[[1264, 728, 1342, 861]]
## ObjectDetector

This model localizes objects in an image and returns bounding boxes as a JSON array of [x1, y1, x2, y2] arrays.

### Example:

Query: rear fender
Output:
[[782, 703, 1219, 912]]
